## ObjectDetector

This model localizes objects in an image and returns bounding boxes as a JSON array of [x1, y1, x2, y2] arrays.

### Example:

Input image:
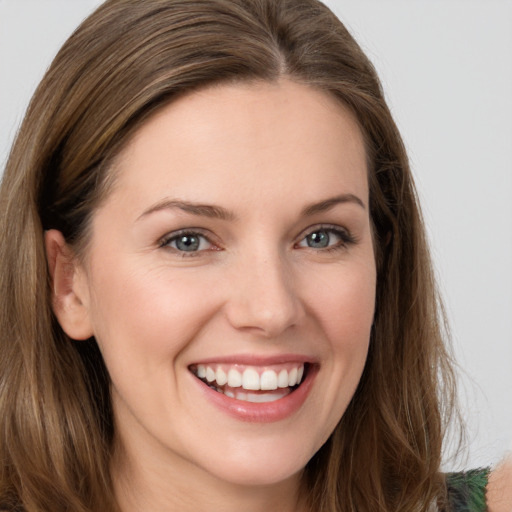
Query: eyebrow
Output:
[[137, 193, 366, 222], [301, 193, 366, 216], [137, 199, 236, 221]]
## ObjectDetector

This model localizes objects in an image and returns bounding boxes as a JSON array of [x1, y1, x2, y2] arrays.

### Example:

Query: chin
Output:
[[206, 460, 305, 488], [187, 432, 320, 489]]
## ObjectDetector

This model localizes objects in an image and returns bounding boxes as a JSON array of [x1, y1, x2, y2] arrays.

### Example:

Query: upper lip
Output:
[[188, 353, 317, 367]]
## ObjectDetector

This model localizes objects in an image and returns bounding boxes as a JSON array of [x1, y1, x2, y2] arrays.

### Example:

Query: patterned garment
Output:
[[445, 468, 490, 512]]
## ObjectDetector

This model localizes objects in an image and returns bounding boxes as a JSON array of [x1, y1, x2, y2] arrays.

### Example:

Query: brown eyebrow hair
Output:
[[300, 193, 366, 216], [137, 193, 366, 222], [137, 199, 236, 221]]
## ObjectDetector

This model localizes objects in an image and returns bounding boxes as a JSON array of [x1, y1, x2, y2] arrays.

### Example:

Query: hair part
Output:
[[0, 1, 459, 510]]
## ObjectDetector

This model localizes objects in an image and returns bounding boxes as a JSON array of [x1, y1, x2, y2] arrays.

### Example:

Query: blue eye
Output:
[[162, 232, 212, 253], [305, 230, 330, 248], [298, 227, 353, 250]]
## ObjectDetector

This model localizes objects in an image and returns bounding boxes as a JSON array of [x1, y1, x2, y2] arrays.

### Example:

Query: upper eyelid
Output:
[[297, 223, 351, 239], [295, 224, 357, 248], [158, 223, 353, 248], [159, 228, 216, 247]]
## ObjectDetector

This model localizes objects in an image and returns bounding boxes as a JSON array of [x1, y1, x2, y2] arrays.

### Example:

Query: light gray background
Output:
[[1, 0, 511, 470]]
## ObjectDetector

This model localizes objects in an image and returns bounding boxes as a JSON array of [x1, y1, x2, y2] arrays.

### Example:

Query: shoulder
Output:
[[444, 459, 512, 512], [486, 457, 512, 512], [445, 468, 489, 511]]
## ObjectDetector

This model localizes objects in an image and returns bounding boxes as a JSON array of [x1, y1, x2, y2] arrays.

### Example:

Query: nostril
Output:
[[224, 298, 303, 338]]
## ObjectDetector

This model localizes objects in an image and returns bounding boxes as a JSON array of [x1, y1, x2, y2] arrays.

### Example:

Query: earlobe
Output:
[[44, 229, 94, 340]]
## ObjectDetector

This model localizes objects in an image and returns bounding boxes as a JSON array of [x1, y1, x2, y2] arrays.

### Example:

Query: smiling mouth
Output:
[[189, 363, 308, 403]]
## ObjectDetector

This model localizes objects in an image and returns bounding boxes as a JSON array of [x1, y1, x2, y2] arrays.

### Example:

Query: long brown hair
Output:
[[0, 1, 458, 510]]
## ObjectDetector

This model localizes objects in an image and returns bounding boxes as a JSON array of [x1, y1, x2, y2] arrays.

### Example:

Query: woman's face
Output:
[[63, 79, 376, 489]]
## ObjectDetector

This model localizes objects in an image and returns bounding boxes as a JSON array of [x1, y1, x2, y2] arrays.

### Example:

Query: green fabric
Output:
[[445, 468, 490, 512]]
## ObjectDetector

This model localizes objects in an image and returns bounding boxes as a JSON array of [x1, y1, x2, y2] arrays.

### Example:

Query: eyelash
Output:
[[159, 229, 217, 258], [159, 225, 356, 258], [296, 225, 357, 253]]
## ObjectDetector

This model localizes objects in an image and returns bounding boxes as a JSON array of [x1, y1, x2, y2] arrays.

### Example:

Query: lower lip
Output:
[[193, 366, 317, 423]]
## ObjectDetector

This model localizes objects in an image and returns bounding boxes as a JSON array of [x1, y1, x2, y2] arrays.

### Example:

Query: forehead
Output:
[[107, 79, 369, 216]]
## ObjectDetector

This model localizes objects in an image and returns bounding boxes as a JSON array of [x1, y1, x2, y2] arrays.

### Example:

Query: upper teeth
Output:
[[195, 364, 305, 391]]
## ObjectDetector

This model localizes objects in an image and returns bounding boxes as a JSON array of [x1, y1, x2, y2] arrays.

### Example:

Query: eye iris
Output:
[[175, 235, 200, 251], [307, 230, 329, 248]]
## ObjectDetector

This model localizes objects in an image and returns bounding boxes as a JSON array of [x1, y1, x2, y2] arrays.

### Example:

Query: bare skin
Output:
[[44, 78, 511, 512], [46, 79, 375, 512], [487, 456, 512, 512]]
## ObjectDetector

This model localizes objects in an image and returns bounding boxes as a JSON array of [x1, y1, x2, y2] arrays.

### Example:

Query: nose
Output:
[[224, 249, 304, 338]]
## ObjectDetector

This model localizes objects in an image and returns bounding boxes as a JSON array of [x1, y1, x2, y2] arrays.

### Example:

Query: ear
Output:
[[45, 229, 94, 340]]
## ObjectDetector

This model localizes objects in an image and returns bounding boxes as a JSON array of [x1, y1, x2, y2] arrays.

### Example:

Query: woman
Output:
[[0, 0, 509, 510]]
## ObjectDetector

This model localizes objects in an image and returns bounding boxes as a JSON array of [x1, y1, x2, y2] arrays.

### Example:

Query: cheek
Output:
[[305, 258, 375, 399], [306, 260, 376, 343], [86, 263, 222, 368], [296, 260, 375, 446]]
